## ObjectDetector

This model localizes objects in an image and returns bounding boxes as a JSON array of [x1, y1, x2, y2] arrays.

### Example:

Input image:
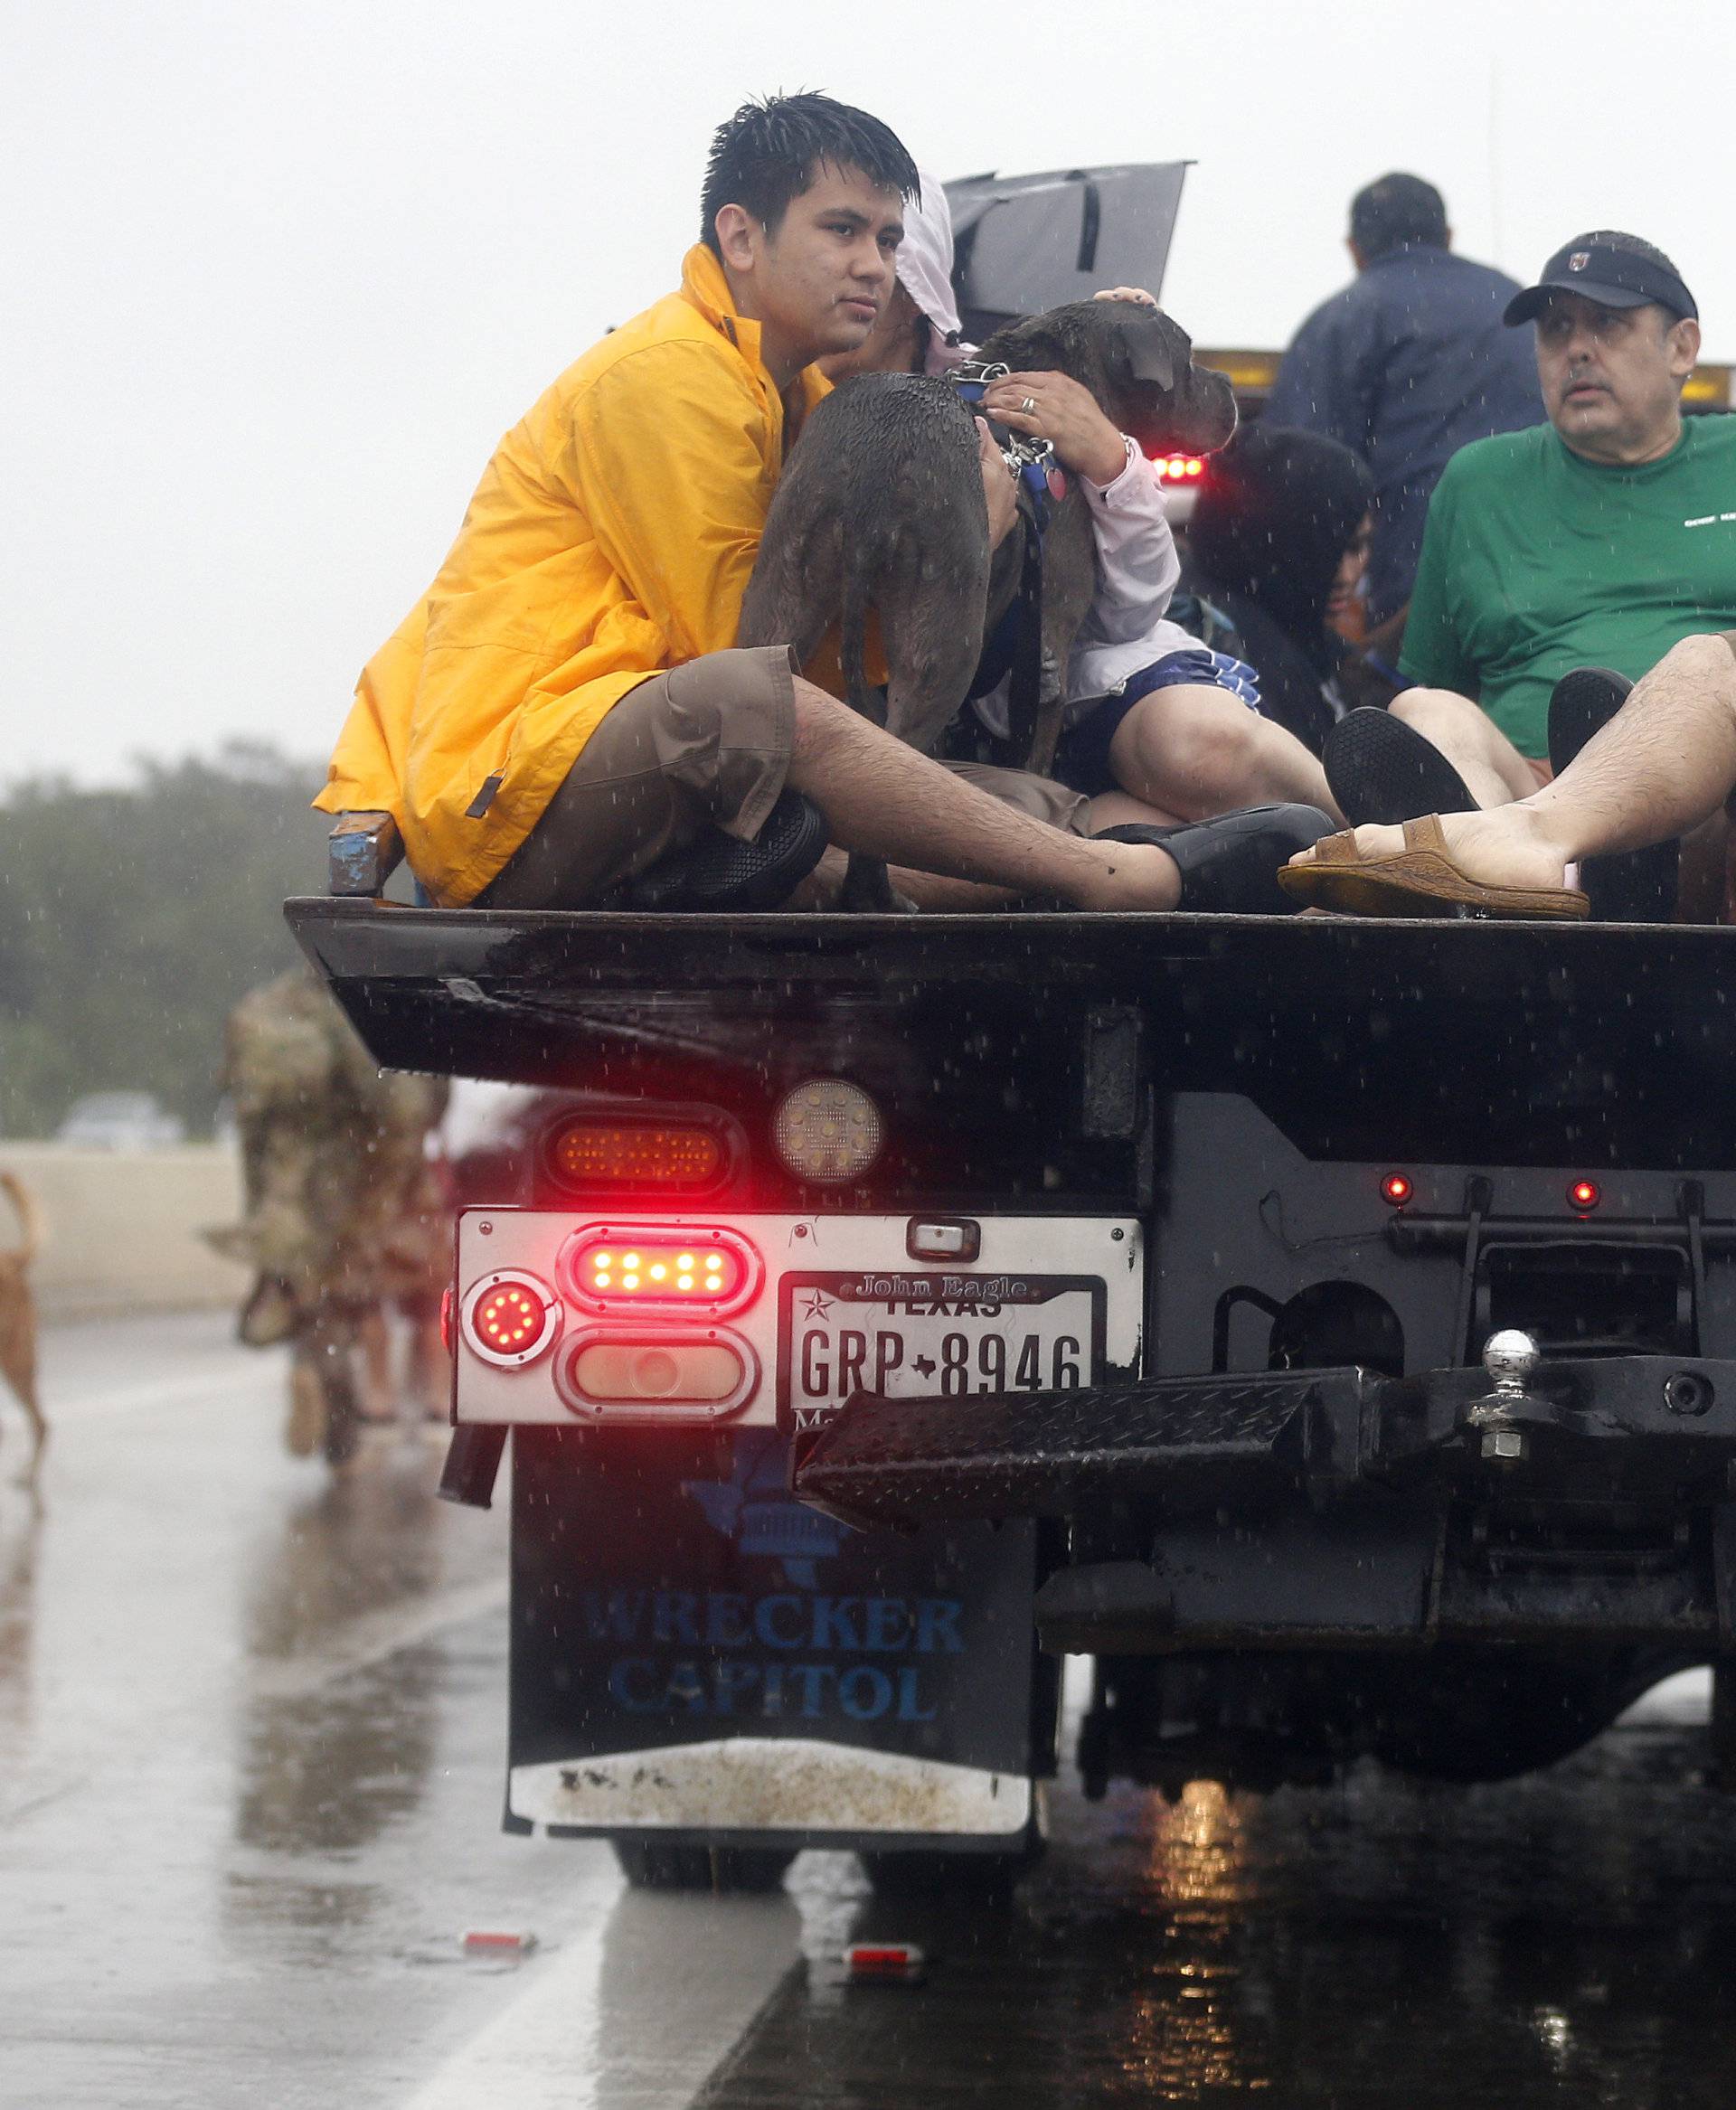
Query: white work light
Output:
[[770, 1079, 884, 1183]]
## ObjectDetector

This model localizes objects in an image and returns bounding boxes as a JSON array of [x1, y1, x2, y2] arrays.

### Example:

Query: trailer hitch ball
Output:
[[1664, 1371, 1714, 1418], [1482, 1330, 1541, 1396], [1476, 1332, 1540, 1464]]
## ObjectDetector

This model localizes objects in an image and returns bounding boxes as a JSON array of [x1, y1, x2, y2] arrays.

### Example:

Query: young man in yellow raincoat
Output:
[[317, 95, 1303, 917]]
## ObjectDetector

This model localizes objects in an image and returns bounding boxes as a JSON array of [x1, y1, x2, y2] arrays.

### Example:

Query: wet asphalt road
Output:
[[5, 1313, 1735, 2107]]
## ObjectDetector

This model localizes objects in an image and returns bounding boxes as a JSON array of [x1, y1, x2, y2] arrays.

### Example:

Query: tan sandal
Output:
[[1277, 814, 1590, 921]]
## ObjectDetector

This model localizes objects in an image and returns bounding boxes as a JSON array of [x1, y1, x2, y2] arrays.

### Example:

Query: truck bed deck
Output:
[[285, 901, 1736, 1167]]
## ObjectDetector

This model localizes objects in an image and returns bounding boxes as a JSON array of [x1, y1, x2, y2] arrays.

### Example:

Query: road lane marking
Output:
[[250, 1578, 510, 1700], [400, 1889, 800, 2110], [50, 1362, 278, 1421]]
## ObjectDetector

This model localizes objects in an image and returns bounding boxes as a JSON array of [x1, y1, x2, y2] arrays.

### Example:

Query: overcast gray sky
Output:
[[9, 0, 1736, 788]]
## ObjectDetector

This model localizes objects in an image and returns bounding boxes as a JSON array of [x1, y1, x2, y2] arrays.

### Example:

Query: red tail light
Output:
[[1569, 1179, 1601, 1211], [561, 1223, 762, 1319], [1381, 1173, 1413, 1208], [461, 1270, 561, 1368], [1156, 455, 1206, 482]]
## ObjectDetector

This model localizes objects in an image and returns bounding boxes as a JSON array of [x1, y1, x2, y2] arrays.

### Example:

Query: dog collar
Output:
[[950, 359, 1011, 400], [949, 363, 1062, 495]]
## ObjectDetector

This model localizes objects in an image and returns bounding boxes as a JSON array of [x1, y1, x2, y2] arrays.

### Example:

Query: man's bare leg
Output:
[[785, 683, 1182, 910], [1389, 688, 1542, 808], [887, 787, 1192, 909], [847, 686, 1341, 907], [784, 849, 1031, 913], [784, 795, 1184, 912], [1290, 635, 1736, 890], [1109, 685, 1344, 824]]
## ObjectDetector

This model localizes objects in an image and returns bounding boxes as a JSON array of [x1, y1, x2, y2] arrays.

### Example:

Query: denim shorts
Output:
[[1052, 652, 1261, 797]]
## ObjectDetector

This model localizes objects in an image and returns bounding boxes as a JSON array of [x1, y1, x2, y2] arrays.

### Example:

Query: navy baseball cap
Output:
[[1505, 235, 1698, 325]]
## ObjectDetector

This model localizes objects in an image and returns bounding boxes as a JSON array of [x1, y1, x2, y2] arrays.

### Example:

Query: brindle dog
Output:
[[738, 299, 1237, 908]]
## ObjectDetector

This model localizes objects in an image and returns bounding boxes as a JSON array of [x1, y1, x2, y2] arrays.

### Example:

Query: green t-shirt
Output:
[[1399, 415, 1736, 757]]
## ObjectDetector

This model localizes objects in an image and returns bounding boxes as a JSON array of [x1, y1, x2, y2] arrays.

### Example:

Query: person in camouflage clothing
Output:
[[210, 964, 450, 1459]]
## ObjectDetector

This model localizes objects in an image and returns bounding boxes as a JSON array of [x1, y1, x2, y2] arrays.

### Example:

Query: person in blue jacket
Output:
[[1264, 173, 1543, 636]]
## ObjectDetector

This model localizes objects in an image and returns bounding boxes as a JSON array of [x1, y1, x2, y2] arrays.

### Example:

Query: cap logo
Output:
[[1569, 252, 1590, 270]]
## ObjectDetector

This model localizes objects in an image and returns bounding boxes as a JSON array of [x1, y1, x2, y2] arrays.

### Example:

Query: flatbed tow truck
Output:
[[288, 877, 1736, 1894]]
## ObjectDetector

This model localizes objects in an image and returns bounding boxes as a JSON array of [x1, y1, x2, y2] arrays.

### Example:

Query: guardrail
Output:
[[0, 1143, 250, 1320], [1196, 348, 1733, 415]]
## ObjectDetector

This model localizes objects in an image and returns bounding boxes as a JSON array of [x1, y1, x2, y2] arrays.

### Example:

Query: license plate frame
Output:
[[778, 1268, 1108, 1432], [455, 1210, 1141, 1427]]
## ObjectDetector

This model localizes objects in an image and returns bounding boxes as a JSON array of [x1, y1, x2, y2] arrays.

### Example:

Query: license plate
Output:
[[779, 1268, 1105, 1428]]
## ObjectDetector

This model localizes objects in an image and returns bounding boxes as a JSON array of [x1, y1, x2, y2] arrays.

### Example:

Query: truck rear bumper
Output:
[[794, 1358, 1736, 1653], [795, 1357, 1736, 1526]]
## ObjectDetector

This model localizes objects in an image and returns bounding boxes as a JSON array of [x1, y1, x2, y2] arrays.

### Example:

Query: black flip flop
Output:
[[1323, 707, 1477, 828], [1095, 803, 1335, 914], [627, 789, 829, 912], [1547, 666, 1676, 923]]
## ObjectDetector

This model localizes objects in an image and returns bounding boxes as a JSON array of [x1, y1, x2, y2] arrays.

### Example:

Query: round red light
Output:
[[476, 1282, 548, 1351], [1381, 1173, 1414, 1207], [1569, 1179, 1601, 1210]]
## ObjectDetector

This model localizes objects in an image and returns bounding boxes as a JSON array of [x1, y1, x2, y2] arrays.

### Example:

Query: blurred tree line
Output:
[[0, 744, 333, 1136]]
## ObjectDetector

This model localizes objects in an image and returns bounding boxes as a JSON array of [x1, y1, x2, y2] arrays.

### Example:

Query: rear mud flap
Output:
[[507, 1427, 1052, 1848], [516, 1738, 1030, 1839]]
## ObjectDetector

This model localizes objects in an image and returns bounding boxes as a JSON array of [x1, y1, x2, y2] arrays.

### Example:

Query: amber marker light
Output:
[[544, 1113, 733, 1195]]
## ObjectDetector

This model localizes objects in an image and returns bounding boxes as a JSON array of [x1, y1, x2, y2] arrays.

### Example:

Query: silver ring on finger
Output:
[[1020, 395, 1037, 415]]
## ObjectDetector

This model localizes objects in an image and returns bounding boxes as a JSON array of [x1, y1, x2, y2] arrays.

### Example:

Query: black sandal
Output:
[[627, 790, 829, 912], [1324, 707, 1477, 827], [1547, 667, 1676, 923], [1095, 803, 1335, 914]]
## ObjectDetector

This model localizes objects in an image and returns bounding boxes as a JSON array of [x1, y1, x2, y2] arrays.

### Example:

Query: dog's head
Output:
[[979, 300, 1238, 459]]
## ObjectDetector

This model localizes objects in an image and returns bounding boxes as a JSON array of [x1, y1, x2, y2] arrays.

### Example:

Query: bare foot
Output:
[[1079, 837, 1183, 912], [1287, 808, 1571, 895]]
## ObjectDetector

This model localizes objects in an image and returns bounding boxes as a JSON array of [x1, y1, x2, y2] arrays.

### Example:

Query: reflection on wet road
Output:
[[714, 1674, 1735, 2107], [0, 1313, 794, 2109], [5, 1314, 1736, 2106]]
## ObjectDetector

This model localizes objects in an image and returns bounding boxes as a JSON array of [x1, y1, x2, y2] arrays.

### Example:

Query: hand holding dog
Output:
[[981, 371, 1128, 489], [975, 417, 1020, 547]]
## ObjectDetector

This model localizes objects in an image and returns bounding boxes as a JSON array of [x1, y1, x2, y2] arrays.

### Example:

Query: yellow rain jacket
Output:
[[316, 246, 834, 906]]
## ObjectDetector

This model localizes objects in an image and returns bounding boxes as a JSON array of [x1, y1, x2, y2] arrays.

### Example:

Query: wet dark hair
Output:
[[700, 93, 920, 259], [1350, 173, 1448, 259], [1188, 423, 1375, 665]]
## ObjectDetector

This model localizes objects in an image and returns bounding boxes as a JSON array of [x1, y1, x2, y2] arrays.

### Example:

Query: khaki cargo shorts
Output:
[[478, 645, 1088, 910]]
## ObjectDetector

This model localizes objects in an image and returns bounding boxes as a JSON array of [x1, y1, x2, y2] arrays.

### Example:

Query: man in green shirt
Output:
[[1329, 233, 1735, 813]]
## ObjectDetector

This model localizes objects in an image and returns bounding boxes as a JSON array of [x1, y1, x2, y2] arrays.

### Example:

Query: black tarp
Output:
[[943, 163, 1190, 340]]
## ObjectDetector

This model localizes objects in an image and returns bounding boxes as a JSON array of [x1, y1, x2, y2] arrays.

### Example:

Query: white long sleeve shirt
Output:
[[974, 435, 1198, 740]]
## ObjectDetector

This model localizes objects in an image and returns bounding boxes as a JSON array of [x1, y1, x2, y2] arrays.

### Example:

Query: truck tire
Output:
[[861, 1829, 1044, 1907], [610, 1840, 793, 1893]]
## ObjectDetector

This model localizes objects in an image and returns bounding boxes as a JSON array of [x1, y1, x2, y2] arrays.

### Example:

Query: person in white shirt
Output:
[[822, 175, 1343, 829]]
